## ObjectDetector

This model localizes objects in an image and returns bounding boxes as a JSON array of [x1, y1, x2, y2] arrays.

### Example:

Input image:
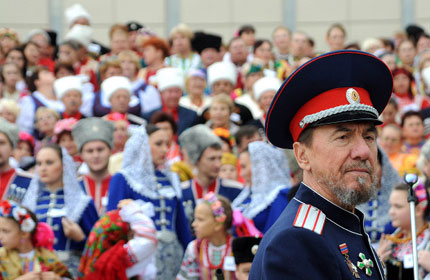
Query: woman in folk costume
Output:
[[107, 124, 192, 279], [165, 23, 201, 74], [232, 141, 291, 233], [78, 200, 157, 280], [21, 144, 99, 277]]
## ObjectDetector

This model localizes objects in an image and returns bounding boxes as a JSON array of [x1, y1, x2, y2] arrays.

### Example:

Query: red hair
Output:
[[142, 37, 170, 59], [392, 67, 413, 81]]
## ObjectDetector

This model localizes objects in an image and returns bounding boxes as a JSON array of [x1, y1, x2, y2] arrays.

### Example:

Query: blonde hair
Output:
[[35, 107, 60, 123], [98, 59, 121, 81], [0, 99, 20, 119], [118, 50, 141, 71], [361, 38, 382, 53], [210, 93, 234, 113], [169, 23, 194, 40], [185, 75, 206, 92], [272, 25, 291, 38], [109, 24, 128, 40]]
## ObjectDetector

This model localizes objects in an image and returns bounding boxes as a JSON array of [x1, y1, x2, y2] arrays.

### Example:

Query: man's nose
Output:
[[350, 136, 371, 160]]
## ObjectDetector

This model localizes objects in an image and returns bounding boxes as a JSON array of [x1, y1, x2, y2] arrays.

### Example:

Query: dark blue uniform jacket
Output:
[[250, 183, 385, 280]]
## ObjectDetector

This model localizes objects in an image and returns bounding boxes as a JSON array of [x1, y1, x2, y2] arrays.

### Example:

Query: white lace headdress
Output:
[[120, 125, 181, 199], [243, 141, 291, 219], [22, 147, 92, 223]]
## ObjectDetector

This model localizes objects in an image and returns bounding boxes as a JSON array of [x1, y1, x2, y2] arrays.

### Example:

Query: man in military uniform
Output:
[[72, 117, 114, 215], [0, 118, 31, 203], [179, 125, 243, 223], [250, 50, 392, 279]]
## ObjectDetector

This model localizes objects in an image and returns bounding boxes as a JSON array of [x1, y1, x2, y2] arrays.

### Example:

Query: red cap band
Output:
[[289, 87, 374, 142]]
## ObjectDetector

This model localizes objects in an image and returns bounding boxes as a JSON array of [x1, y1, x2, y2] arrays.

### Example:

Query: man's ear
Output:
[[293, 142, 311, 171]]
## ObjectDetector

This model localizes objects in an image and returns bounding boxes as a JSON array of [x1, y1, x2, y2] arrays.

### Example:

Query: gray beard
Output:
[[317, 163, 378, 209]]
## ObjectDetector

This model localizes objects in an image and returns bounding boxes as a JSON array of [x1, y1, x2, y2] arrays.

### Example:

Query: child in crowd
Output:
[[219, 153, 238, 181], [177, 192, 235, 280], [232, 236, 262, 280], [54, 118, 80, 162], [377, 183, 430, 279], [0, 200, 71, 279]]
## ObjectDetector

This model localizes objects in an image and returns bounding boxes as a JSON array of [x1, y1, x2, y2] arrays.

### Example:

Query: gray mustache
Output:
[[343, 161, 373, 174]]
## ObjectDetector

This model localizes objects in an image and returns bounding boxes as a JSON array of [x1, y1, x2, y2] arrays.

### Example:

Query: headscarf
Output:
[[233, 141, 291, 219], [22, 147, 92, 223], [78, 210, 129, 276], [120, 125, 181, 199]]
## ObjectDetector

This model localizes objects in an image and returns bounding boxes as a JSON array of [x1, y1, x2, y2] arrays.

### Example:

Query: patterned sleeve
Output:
[[38, 248, 73, 278], [176, 240, 200, 280]]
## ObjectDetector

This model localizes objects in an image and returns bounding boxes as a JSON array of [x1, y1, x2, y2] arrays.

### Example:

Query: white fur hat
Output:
[[253, 77, 282, 101], [207, 62, 237, 89], [156, 68, 185, 92], [65, 3, 90, 27], [54, 76, 83, 100], [101, 76, 132, 105], [64, 24, 93, 48], [25, 29, 50, 43]]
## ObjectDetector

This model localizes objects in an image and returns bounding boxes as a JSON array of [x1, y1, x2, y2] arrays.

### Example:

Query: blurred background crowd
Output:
[[2, 1, 430, 279]]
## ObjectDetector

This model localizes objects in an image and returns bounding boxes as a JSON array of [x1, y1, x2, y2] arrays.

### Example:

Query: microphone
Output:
[[402, 172, 421, 279], [404, 173, 419, 203], [404, 173, 419, 187]]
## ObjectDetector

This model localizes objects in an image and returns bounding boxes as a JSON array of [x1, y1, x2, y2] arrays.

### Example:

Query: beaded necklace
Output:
[[386, 223, 429, 244], [204, 235, 231, 270], [196, 235, 233, 280]]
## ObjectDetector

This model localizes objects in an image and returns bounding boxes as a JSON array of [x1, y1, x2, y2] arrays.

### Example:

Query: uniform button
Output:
[[50, 193, 56, 198]]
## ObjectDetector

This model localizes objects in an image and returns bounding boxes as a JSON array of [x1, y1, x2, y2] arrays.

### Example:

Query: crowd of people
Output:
[[2, 2, 430, 279]]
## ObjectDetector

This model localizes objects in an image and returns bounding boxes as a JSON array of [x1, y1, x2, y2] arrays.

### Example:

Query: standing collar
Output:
[[294, 183, 365, 235]]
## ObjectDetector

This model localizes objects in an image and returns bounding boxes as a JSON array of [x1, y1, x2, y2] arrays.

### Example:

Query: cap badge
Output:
[[251, 244, 259, 255], [92, 125, 99, 132], [346, 88, 360, 104]]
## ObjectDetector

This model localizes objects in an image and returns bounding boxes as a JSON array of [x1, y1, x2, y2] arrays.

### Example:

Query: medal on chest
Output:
[[357, 252, 374, 276], [339, 243, 360, 278]]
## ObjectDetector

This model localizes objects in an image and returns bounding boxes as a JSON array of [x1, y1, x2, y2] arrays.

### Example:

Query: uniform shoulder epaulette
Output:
[[293, 203, 326, 235], [220, 178, 244, 189], [181, 180, 192, 189]]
